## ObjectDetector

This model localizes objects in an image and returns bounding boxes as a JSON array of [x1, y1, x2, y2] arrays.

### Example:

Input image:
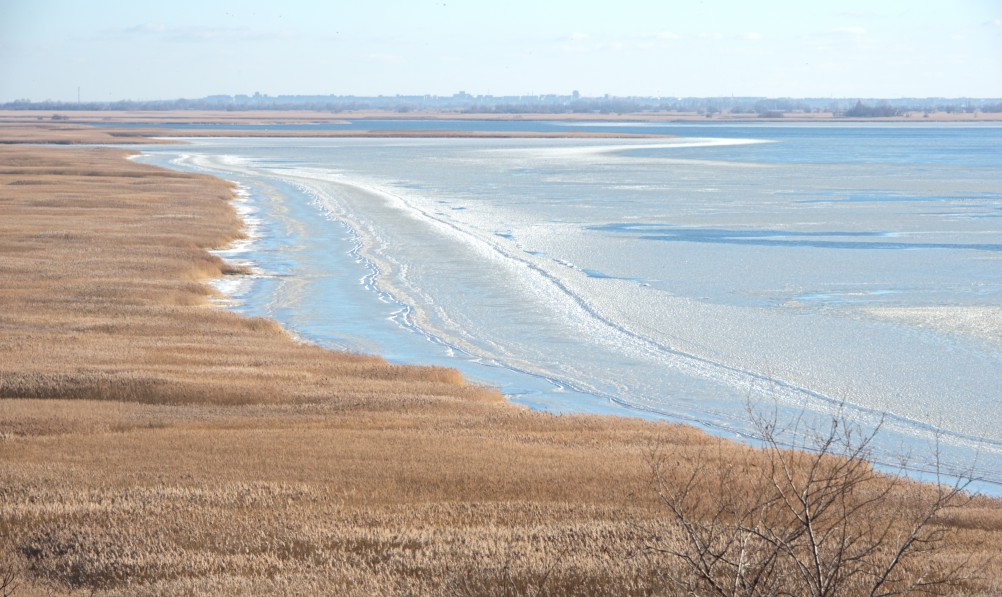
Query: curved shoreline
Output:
[[152, 136, 1002, 487]]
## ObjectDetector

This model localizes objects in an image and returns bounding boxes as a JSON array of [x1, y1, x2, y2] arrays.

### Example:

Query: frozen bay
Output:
[[141, 122, 1002, 487]]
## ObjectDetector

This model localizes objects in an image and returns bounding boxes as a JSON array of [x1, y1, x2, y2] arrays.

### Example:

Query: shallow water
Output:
[[139, 122, 1002, 489]]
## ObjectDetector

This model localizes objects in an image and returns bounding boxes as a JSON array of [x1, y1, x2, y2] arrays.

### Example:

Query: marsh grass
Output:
[[1, 139, 1000, 595]]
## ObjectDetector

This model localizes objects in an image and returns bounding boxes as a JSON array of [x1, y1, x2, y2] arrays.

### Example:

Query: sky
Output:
[[1, 0, 1000, 102]]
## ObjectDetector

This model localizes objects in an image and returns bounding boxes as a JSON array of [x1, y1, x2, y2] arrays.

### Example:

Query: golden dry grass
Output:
[[0, 110, 352, 125], [0, 123, 181, 145], [1, 136, 1000, 595]]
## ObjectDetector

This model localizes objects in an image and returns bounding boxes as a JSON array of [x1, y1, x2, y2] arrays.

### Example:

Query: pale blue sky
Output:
[[2, 0, 1000, 102]]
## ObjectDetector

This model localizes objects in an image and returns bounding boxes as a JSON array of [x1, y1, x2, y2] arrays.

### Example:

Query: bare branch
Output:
[[647, 401, 977, 597]]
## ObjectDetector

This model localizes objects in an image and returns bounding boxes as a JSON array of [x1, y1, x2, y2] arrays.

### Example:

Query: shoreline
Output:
[[4, 108, 1002, 124], [162, 151, 651, 421], [2, 109, 1001, 145], [2, 124, 1001, 593], [160, 139, 1002, 493]]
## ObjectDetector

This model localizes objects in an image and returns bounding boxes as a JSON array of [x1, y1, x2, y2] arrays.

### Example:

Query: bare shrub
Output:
[[647, 405, 978, 596], [1, 567, 14, 597]]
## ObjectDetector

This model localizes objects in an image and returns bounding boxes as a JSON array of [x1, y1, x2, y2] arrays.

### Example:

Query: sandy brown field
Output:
[[1, 127, 1001, 595]]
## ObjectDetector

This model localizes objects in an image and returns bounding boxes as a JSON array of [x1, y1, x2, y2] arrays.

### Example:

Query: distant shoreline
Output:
[[2, 109, 999, 145], [3, 108, 1001, 125]]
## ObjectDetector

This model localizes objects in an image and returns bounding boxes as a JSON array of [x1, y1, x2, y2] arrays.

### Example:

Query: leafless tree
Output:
[[647, 404, 977, 596], [1, 567, 15, 597], [1, 530, 17, 597]]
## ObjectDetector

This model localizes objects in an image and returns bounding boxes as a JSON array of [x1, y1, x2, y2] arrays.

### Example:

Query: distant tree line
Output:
[[840, 100, 901, 117]]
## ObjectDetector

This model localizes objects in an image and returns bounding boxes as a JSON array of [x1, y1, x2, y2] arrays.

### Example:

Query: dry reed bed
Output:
[[0, 124, 181, 145], [0, 111, 352, 125], [1, 141, 1001, 595]]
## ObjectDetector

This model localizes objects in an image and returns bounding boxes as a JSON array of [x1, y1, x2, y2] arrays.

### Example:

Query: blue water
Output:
[[109, 117, 1002, 167], [137, 122, 1002, 492]]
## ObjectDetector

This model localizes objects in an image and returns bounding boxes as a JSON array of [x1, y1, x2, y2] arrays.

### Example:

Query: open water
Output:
[[138, 121, 1002, 489]]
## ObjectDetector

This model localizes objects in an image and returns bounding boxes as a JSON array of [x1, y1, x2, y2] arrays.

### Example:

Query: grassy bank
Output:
[[1, 129, 1001, 595]]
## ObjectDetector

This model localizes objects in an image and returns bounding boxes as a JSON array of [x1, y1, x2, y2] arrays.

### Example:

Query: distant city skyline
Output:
[[2, 0, 1000, 103]]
